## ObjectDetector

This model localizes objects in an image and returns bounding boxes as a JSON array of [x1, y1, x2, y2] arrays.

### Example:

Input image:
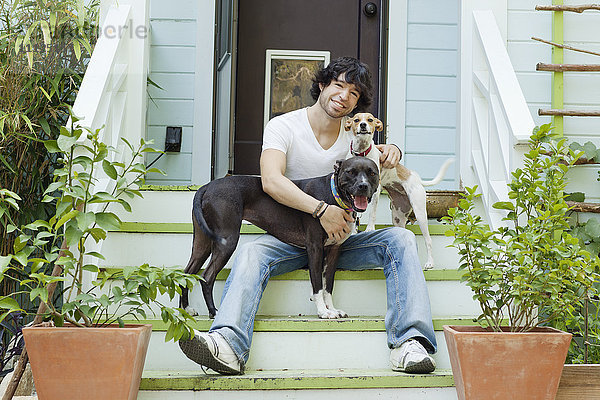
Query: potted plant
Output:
[[0, 116, 199, 400], [442, 124, 600, 400]]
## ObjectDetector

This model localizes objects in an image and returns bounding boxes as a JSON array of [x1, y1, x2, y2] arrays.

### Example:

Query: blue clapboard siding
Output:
[[145, 0, 197, 185], [404, 0, 459, 190]]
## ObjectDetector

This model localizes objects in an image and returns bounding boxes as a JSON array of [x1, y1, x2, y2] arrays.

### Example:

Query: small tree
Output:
[[444, 124, 600, 332]]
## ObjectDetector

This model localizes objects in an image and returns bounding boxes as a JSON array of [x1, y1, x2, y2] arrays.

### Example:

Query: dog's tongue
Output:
[[354, 196, 368, 210]]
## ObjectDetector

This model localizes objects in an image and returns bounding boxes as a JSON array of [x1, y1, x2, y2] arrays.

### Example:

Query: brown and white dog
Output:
[[344, 113, 453, 270]]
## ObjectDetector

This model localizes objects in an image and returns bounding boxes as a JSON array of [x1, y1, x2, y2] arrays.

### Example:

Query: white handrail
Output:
[[459, 8, 535, 229], [65, 0, 150, 282], [70, 0, 149, 148]]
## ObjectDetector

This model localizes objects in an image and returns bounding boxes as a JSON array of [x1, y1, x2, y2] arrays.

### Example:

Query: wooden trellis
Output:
[[533, 3, 600, 123]]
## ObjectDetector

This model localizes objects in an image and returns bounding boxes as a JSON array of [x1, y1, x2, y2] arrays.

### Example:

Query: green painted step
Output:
[[101, 267, 464, 281], [140, 369, 454, 391], [116, 221, 451, 235], [126, 316, 478, 332]]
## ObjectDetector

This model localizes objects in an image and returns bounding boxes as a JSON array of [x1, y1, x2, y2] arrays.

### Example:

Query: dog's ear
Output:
[[374, 118, 384, 132], [334, 159, 344, 174], [344, 118, 353, 131]]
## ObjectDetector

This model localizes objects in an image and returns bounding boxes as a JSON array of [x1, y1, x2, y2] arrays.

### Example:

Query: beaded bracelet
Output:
[[312, 200, 325, 218], [316, 204, 329, 219]]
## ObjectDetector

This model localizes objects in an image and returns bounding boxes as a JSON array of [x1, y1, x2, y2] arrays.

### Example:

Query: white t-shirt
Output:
[[262, 108, 351, 180]]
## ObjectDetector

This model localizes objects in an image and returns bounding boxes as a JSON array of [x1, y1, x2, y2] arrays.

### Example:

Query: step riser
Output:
[[99, 232, 460, 271], [144, 331, 453, 371], [182, 279, 479, 319], [138, 388, 458, 400], [113, 192, 405, 225]]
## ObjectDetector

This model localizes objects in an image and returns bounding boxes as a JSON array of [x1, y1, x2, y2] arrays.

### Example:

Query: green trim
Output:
[[115, 222, 451, 235], [551, 0, 564, 136], [124, 316, 477, 332], [99, 267, 464, 282], [140, 369, 455, 391]]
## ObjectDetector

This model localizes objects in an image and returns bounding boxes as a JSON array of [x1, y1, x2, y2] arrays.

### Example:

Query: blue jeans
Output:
[[210, 227, 437, 364]]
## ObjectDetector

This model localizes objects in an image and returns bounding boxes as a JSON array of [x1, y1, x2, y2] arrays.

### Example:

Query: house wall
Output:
[[400, 0, 459, 190], [145, 0, 214, 186], [507, 0, 600, 202]]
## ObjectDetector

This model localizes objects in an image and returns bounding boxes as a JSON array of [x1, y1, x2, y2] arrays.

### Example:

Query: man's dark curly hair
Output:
[[310, 57, 373, 113]]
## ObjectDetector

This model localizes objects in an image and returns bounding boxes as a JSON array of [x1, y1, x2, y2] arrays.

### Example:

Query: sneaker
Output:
[[178, 330, 242, 375], [390, 338, 436, 374]]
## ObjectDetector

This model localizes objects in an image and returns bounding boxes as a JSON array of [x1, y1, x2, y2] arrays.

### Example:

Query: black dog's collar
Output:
[[330, 174, 353, 212]]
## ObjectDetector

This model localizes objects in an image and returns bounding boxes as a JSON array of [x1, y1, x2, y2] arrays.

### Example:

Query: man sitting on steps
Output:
[[178, 56, 437, 375]]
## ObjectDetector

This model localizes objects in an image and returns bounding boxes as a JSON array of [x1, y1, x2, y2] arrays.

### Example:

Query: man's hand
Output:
[[376, 144, 402, 169], [319, 205, 354, 242]]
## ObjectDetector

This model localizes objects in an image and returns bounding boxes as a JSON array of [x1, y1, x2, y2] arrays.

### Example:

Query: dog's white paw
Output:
[[184, 306, 199, 316], [423, 262, 434, 270], [318, 309, 341, 319], [329, 308, 348, 318]]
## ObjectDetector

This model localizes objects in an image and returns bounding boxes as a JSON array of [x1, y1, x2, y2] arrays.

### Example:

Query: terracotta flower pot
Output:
[[444, 325, 572, 400], [22, 324, 152, 400]]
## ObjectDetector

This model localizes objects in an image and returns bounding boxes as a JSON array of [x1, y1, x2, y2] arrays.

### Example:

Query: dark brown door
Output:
[[233, 0, 384, 175]]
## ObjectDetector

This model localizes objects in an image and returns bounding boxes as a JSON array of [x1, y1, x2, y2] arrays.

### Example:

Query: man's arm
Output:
[[260, 149, 353, 242]]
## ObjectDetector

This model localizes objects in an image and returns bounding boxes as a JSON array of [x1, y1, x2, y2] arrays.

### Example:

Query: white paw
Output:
[[318, 309, 341, 319], [184, 306, 199, 316], [329, 308, 348, 318], [365, 224, 376, 232], [423, 262, 434, 270]]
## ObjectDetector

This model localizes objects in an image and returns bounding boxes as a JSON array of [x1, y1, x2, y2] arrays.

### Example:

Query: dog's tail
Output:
[[421, 158, 454, 187], [192, 185, 228, 246]]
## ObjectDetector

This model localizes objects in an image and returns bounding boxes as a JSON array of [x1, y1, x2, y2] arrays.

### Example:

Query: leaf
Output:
[[30, 287, 48, 304], [85, 251, 106, 260], [73, 39, 81, 60], [102, 159, 118, 179], [55, 209, 79, 230], [44, 140, 61, 153], [95, 213, 121, 231], [0, 256, 11, 270], [492, 202, 514, 211], [583, 141, 597, 160], [43, 181, 65, 196], [21, 114, 34, 133], [39, 117, 51, 134], [39, 20, 51, 52], [584, 218, 600, 238], [119, 199, 132, 212], [76, 211, 96, 231], [0, 297, 21, 312], [65, 225, 83, 247], [57, 134, 78, 152], [89, 228, 107, 242], [82, 264, 99, 273]]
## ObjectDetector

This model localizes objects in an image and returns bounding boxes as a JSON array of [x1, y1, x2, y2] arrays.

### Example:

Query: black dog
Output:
[[180, 156, 380, 319]]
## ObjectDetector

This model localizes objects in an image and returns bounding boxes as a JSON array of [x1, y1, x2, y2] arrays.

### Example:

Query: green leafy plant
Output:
[[0, 116, 199, 341], [443, 124, 600, 332], [0, 0, 99, 259]]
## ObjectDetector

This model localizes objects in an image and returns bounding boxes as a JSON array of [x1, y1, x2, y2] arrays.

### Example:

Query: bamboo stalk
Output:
[[536, 4, 600, 13], [538, 109, 600, 116], [532, 37, 600, 57], [536, 63, 600, 71]]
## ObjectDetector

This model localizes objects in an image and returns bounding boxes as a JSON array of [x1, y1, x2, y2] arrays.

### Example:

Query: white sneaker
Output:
[[178, 330, 242, 375], [390, 339, 436, 374]]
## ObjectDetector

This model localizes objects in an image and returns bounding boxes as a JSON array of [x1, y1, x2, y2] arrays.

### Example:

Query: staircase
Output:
[[100, 188, 477, 400]]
